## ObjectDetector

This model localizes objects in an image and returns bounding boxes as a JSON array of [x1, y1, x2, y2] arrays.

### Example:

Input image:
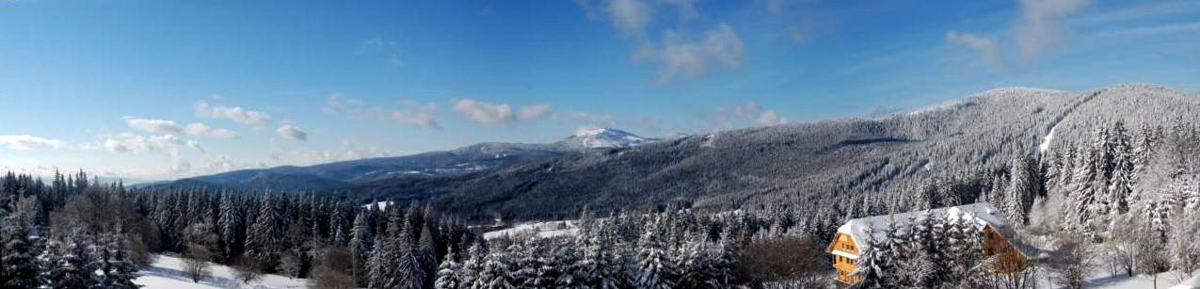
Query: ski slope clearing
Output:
[[136, 255, 308, 289]]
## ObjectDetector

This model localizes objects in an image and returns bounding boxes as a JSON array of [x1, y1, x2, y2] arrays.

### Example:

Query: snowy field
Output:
[[1083, 270, 1199, 289], [135, 255, 308, 289], [482, 220, 579, 240], [1037, 266, 1199, 289]]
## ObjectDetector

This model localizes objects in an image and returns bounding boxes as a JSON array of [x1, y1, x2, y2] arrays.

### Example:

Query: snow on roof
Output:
[[835, 203, 1009, 251]]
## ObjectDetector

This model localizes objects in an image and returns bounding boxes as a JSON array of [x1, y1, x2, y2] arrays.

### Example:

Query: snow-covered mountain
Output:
[[554, 127, 655, 149], [142, 127, 658, 192]]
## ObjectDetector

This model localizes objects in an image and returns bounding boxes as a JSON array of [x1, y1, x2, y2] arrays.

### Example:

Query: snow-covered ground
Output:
[[482, 220, 579, 240], [135, 255, 308, 289], [1038, 266, 1199, 289]]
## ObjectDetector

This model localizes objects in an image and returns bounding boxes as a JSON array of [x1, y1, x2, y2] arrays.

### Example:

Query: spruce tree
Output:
[[45, 229, 100, 289], [368, 208, 404, 288], [418, 223, 439, 289], [460, 242, 485, 289], [0, 206, 44, 288], [394, 226, 424, 289], [98, 232, 141, 289], [244, 192, 282, 272], [434, 246, 461, 289], [218, 192, 242, 263], [633, 217, 676, 289], [349, 210, 374, 287], [478, 252, 513, 289]]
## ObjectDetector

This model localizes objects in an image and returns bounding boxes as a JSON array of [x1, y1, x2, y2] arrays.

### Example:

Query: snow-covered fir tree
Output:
[[434, 245, 461, 289], [244, 192, 283, 271], [633, 216, 676, 289], [349, 209, 374, 287], [0, 202, 44, 288], [44, 229, 100, 289], [97, 231, 141, 289]]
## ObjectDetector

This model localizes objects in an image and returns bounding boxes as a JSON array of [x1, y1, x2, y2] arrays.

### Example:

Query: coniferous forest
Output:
[[2, 91, 1200, 289]]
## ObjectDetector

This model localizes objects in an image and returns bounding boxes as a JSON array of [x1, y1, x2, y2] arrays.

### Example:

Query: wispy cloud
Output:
[[0, 135, 67, 151], [633, 23, 745, 83], [580, 0, 655, 39], [276, 124, 308, 141], [580, 0, 745, 83], [1097, 21, 1200, 37], [183, 123, 240, 139], [944, 0, 1088, 71], [946, 31, 1005, 71], [194, 100, 272, 126], [123, 116, 182, 134], [102, 133, 198, 153], [451, 99, 550, 128], [360, 37, 403, 68], [1014, 0, 1088, 61], [680, 102, 789, 133], [325, 94, 442, 130]]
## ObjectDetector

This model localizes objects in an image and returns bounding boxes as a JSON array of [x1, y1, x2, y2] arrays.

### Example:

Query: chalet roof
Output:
[[835, 202, 1010, 252]]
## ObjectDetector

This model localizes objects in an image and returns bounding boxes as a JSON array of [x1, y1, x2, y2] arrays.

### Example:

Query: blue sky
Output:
[[0, 0, 1197, 180]]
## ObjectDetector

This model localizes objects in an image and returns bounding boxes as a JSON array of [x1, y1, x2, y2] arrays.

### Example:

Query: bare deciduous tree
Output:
[[1047, 234, 1097, 289], [232, 256, 264, 284], [734, 236, 830, 287], [182, 244, 213, 283], [311, 247, 355, 289]]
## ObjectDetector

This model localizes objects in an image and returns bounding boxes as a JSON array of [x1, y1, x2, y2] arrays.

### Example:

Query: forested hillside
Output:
[[353, 85, 1200, 225]]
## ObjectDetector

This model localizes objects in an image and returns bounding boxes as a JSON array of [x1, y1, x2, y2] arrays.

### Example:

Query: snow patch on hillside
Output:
[[483, 220, 578, 240], [364, 201, 394, 211], [136, 255, 308, 289]]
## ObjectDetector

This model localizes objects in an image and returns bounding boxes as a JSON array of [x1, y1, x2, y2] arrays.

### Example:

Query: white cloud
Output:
[[273, 142, 393, 167], [0, 135, 67, 151], [946, 31, 1005, 71], [204, 154, 239, 174], [452, 99, 550, 128], [325, 94, 442, 130], [586, 0, 654, 38], [634, 23, 745, 83], [707, 102, 788, 130], [1015, 0, 1088, 61], [183, 123, 240, 139], [580, 0, 701, 38], [757, 110, 785, 126], [276, 124, 308, 141], [553, 110, 615, 126], [102, 133, 197, 153], [518, 104, 552, 120], [104, 139, 130, 153], [194, 100, 272, 126], [580, 0, 747, 83], [123, 116, 182, 134]]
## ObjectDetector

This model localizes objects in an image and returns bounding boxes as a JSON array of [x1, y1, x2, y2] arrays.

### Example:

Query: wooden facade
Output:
[[826, 232, 861, 284], [824, 203, 1029, 286]]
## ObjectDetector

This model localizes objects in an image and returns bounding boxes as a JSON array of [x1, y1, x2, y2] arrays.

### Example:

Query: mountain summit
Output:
[[555, 127, 653, 149]]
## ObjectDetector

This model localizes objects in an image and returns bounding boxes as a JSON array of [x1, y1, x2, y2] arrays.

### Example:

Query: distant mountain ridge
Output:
[[142, 128, 656, 192], [143, 85, 1200, 224]]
